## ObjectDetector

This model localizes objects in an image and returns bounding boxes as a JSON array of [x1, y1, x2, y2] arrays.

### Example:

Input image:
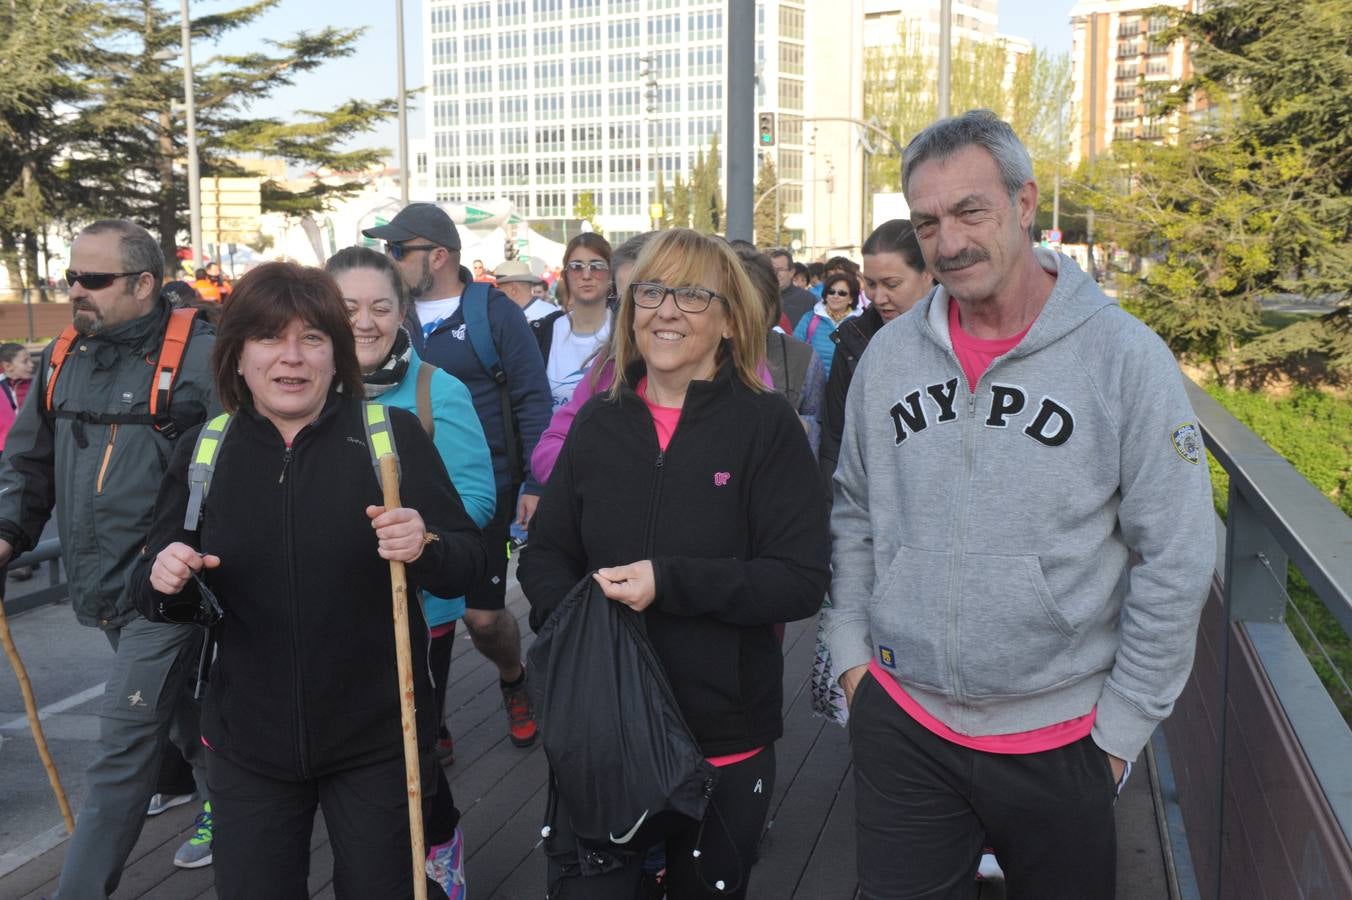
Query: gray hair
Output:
[[901, 110, 1034, 203], [80, 219, 165, 284]]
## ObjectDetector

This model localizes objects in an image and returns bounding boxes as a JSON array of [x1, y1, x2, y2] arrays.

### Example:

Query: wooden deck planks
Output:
[[0, 582, 1175, 899]]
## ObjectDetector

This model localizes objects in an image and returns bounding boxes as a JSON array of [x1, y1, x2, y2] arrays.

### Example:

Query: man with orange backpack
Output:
[[0, 220, 218, 896]]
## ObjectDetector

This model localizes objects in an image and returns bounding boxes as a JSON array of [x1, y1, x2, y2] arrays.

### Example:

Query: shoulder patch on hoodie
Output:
[[1171, 422, 1202, 464]]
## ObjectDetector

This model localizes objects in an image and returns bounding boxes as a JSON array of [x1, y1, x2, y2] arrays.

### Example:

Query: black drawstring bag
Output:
[[527, 576, 718, 849]]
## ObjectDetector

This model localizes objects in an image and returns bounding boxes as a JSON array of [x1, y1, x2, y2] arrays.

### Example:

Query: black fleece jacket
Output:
[[131, 392, 486, 781], [819, 304, 884, 494], [518, 362, 830, 756]]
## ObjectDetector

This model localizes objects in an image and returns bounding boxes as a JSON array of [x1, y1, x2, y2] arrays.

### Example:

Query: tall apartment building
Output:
[[422, 0, 862, 247], [863, 0, 999, 50], [1068, 0, 1195, 166]]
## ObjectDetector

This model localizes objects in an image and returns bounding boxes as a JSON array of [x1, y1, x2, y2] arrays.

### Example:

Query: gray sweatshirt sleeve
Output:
[[822, 351, 878, 678], [1091, 331, 1215, 761]]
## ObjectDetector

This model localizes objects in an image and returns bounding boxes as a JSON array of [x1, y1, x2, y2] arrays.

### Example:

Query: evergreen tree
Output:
[[5, 0, 396, 268], [689, 149, 712, 233], [0, 0, 111, 290], [1085, 0, 1351, 381], [668, 173, 691, 229], [704, 134, 724, 233], [753, 155, 781, 247]]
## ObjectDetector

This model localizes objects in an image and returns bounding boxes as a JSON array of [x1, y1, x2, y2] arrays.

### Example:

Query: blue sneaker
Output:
[[173, 802, 213, 868], [426, 826, 466, 899]]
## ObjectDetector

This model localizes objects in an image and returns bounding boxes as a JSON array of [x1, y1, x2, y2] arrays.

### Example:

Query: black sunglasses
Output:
[[65, 270, 146, 290], [825, 289, 852, 297], [155, 565, 224, 629], [385, 242, 440, 262]]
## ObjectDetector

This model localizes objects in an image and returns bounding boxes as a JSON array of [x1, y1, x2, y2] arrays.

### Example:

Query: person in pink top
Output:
[[531, 232, 654, 484], [824, 111, 1214, 897]]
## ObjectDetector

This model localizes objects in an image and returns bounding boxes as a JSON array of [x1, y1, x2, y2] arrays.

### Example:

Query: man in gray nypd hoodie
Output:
[[823, 111, 1214, 897]]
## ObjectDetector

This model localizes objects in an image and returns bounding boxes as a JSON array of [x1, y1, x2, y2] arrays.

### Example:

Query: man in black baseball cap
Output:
[[363, 203, 462, 301], [361, 203, 552, 754]]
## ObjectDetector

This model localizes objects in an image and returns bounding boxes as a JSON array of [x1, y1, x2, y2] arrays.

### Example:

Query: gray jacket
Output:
[[824, 250, 1214, 761], [0, 298, 216, 628]]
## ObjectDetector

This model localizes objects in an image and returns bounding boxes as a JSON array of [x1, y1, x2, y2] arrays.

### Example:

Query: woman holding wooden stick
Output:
[[129, 262, 486, 899]]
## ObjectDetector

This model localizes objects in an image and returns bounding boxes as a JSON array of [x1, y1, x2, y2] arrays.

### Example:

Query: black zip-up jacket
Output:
[[518, 362, 830, 756], [131, 393, 486, 780], [819, 304, 884, 493]]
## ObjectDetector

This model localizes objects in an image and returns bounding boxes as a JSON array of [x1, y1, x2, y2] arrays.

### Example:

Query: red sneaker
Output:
[[502, 673, 538, 748], [434, 733, 455, 767]]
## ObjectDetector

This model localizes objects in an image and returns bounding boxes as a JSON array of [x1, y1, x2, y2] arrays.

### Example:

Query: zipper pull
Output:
[[655, 451, 664, 468], [278, 447, 293, 484]]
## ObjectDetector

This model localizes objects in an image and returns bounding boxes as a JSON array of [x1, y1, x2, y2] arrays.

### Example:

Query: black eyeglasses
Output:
[[825, 289, 852, 298], [65, 270, 146, 290], [385, 242, 440, 262], [566, 260, 610, 275], [630, 282, 726, 314]]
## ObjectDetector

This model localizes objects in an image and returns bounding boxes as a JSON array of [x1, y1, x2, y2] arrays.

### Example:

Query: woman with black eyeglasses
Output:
[[792, 270, 863, 377], [519, 229, 830, 899], [530, 233, 613, 410]]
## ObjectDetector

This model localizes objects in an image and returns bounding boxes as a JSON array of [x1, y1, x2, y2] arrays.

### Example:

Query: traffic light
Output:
[[758, 112, 776, 147]]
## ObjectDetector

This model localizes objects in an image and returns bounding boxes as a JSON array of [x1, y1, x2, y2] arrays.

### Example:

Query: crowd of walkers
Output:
[[0, 110, 1215, 900]]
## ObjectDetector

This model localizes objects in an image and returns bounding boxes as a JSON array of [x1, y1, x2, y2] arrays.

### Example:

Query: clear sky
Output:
[[200, 0, 1080, 163]]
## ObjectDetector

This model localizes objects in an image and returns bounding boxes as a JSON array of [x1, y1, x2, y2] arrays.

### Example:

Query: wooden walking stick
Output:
[[0, 585, 76, 833], [380, 454, 428, 900]]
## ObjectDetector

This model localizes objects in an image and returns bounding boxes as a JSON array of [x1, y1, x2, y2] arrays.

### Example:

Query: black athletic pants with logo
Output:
[[544, 745, 775, 899], [850, 674, 1118, 900]]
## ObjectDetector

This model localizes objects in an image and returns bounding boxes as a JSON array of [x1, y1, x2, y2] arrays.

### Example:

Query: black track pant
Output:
[[544, 746, 775, 899], [207, 750, 450, 900], [850, 675, 1118, 900]]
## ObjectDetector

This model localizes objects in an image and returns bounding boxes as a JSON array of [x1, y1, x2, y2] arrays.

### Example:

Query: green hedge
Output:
[[1205, 386, 1352, 722]]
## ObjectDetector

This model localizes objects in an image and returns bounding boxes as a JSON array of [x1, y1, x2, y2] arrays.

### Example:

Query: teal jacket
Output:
[[378, 348, 495, 626]]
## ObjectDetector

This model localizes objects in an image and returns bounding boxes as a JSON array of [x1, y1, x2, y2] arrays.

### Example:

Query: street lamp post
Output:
[[395, 0, 410, 205], [938, 0, 953, 118], [179, 0, 202, 268]]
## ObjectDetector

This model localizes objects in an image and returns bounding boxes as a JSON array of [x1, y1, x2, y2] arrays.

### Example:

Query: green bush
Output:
[[1205, 386, 1352, 722]]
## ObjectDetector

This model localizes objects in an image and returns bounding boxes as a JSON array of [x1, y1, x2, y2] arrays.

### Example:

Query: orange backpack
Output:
[[44, 307, 199, 442]]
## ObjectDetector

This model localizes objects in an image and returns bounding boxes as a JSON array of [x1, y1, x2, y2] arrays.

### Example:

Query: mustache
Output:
[[934, 248, 990, 272]]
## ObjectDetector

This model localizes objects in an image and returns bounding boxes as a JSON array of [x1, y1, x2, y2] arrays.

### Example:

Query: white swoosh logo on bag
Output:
[[609, 809, 649, 844]]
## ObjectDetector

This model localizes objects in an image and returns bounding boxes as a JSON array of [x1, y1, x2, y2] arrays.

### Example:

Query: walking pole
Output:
[[0, 581, 77, 833], [379, 455, 427, 900]]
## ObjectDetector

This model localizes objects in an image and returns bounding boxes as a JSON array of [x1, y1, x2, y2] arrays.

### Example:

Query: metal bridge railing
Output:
[[1168, 381, 1352, 899]]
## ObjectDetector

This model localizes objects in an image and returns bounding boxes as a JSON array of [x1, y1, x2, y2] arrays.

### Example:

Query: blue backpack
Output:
[[420, 281, 526, 486]]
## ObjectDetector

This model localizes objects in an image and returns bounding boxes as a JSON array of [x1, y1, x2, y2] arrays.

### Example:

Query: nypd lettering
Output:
[[890, 381, 1075, 447]]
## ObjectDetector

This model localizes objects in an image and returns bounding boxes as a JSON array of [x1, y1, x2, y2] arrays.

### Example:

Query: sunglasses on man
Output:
[[65, 270, 146, 290], [385, 242, 440, 262]]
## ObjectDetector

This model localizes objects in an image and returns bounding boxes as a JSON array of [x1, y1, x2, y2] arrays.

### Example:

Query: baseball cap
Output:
[[494, 260, 543, 284], [362, 203, 461, 250]]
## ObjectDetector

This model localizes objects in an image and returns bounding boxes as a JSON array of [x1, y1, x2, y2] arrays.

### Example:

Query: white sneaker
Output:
[[976, 851, 1005, 881], [146, 792, 196, 817]]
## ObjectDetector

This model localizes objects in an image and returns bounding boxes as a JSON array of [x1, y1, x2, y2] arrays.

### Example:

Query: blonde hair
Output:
[[609, 229, 768, 398]]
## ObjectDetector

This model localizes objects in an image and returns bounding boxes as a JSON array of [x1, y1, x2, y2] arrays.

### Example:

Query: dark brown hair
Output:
[[823, 272, 862, 310], [556, 232, 613, 307], [212, 262, 364, 413]]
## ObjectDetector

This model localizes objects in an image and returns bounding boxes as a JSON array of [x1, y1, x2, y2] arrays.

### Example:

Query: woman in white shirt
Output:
[[531, 233, 614, 409]]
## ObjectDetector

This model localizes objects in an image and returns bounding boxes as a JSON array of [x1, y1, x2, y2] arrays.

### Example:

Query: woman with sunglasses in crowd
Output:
[[819, 219, 933, 492], [130, 261, 486, 899], [530, 234, 614, 410], [793, 268, 863, 378], [519, 229, 830, 899]]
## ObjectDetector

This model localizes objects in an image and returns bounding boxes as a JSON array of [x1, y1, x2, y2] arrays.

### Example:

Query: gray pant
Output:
[[55, 613, 207, 899]]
